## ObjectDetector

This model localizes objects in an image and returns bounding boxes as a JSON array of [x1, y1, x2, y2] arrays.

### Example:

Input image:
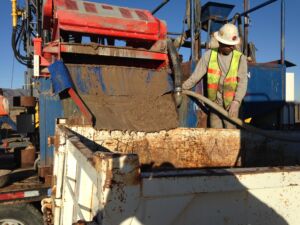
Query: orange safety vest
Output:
[[207, 48, 242, 108], [0, 96, 9, 116]]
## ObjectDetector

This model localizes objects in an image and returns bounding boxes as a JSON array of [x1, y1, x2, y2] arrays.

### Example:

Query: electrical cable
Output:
[[10, 56, 15, 89], [11, 19, 32, 66]]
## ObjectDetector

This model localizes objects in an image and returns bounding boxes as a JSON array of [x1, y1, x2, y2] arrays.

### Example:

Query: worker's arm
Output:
[[182, 50, 211, 90], [234, 55, 248, 103]]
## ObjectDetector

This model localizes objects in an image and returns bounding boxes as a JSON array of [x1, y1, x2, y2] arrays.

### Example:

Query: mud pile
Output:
[[64, 64, 179, 132]]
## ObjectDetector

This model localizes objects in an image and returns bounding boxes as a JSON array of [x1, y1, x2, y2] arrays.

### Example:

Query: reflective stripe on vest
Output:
[[207, 49, 242, 108]]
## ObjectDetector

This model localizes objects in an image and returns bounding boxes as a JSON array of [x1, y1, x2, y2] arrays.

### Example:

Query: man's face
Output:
[[218, 42, 235, 55]]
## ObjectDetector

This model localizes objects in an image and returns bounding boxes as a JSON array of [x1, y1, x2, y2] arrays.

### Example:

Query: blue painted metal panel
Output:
[[201, 2, 235, 32], [201, 2, 235, 22], [38, 78, 63, 167], [49, 60, 73, 94], [181, 61, 199, 128], [242, 64, 286, 118]]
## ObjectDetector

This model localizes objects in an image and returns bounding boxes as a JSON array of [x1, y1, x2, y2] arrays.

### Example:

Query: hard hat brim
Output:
[[213, 31, 240, 46]]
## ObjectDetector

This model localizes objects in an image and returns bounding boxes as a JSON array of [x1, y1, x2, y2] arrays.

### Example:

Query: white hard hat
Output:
[[213, 23, 240, 46]]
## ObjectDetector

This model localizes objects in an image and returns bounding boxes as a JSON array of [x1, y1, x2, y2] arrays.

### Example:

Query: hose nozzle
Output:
[[174, 87, 183, 107]]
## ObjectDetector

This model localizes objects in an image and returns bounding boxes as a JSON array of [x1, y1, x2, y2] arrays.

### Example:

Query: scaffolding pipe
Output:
[[281, 0, 285, 65], [190, 0, 195, 61], [152, 0, 170, 15], [229, 0, 278, 21], [243, 0, 249, 56]]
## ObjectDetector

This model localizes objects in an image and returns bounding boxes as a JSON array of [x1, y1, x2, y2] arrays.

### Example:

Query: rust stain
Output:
[[65, 43, 166, 59], [93, 128, 241, 169], [70, 126, 300, 170], [13, 96, 36, 107]]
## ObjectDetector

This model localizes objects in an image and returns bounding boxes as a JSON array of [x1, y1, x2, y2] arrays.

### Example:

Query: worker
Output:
[[182, 23, 248, 128], [0, 89, 16, 131]]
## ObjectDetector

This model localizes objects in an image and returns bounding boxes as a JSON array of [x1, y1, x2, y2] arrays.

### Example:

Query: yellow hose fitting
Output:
[[11, 0, 18, 27], [11, 0, 22, 28]]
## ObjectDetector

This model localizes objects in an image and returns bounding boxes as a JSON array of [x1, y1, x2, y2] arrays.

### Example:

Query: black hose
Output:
[[167, 39, 183, 89], [167, 38, 183, 106], [152, 0, 170, 15], [12, 27, 32, 66], [183, 90, 300, 143]]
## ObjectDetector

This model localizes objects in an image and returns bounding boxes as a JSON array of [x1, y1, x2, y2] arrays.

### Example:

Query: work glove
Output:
[[227, 100, 240, 118]]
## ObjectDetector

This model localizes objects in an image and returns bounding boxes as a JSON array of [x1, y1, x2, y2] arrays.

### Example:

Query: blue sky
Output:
[[0, 0, 299, 101]]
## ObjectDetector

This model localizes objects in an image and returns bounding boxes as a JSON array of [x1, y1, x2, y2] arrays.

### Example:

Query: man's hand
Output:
[[227, 100, 240, 118]]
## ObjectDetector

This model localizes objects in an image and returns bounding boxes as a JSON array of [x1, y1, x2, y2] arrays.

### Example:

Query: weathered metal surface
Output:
[[38, 78, 64, 168], [41, 198, 53, 225], [60, 43, 168, 60], [0, 170, 11, 188], [51, 125, 300, 225], [70, 126, 300, 168], [20, 145, 36, 168], [13, 96, 36, 107], [39, 166, 53, 180], [0, 171, 41, 191], [63, 65, 178, 132]]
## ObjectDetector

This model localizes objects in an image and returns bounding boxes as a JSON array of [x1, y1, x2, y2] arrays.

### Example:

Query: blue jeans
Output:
[[0, 116, 17, 131]]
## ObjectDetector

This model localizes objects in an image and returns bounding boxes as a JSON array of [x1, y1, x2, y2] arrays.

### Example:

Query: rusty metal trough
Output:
[[69, 126, 300, 169]]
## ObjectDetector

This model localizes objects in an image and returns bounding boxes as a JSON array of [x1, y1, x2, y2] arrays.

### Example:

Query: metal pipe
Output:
[[37, 0, 42, 37], [25, 0, 31, 59], [198, 0, 202, 58], [206, 19, 212, 49], [237, 16, 243, 51], [229, 0, 278, 21], [281, 0, 285, 65], [167, 32, 183, 36], [243, 0, 249, 56], [152, 0, 170, 15], [190, 0, 195, 61]]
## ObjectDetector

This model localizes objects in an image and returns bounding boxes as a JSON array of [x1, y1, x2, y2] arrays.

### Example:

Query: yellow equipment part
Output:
[[11, 0, 23, 28], [35, 101, 39, 128], [244, 118, 252, 123]]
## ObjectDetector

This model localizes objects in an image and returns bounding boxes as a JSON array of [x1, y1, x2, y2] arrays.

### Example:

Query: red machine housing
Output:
[[43, 0, 167, 41], [39, 0, 169, 71], [34, 0, 171, 126]]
